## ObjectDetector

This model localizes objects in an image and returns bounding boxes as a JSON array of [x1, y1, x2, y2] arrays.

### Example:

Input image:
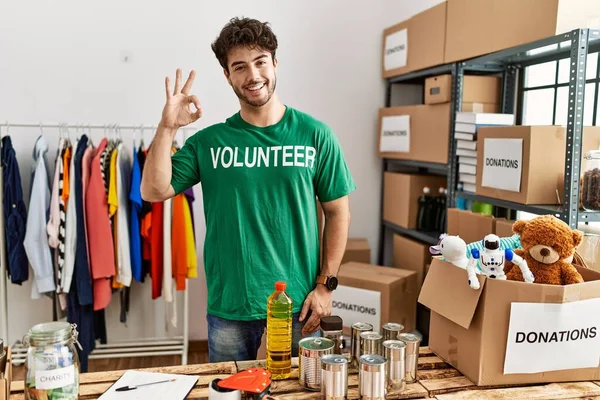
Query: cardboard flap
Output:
[[418, 257, 485, 329]]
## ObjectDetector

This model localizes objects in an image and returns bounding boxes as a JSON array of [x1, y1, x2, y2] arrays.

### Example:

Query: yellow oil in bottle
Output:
[[266, 281, 293, 380]]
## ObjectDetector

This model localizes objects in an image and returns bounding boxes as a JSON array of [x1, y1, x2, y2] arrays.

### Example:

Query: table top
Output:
[[9, 347, 600, 399]]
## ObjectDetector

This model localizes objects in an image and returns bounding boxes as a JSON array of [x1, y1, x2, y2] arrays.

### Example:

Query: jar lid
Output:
[[320, 316, 343, 331], [26, 322, 75, 346], [299, 337, 335, 350]]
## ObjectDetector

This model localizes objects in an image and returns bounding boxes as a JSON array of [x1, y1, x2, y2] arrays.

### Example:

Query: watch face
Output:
[[327, 276, 338, 290]]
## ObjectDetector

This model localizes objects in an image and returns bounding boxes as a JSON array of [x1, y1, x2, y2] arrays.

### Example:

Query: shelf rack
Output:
[[378, 28, 600, 265]]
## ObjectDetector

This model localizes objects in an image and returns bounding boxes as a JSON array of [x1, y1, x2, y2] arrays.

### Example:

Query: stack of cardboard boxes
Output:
[[377, 0, 600, 387], [382, 0, 600, 78]]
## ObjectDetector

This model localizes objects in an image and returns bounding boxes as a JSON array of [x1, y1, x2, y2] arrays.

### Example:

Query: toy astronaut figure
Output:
[[466, 234, 535, 290]]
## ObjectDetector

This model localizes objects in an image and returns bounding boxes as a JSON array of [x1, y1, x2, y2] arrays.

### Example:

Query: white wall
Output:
[[0, 0, 440, 345]]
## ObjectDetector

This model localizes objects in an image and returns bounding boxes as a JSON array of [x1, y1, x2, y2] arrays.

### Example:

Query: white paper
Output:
[[332, 285, 381, 332], [380, 115, 410, 153], [504, 298, 600, 374], [384, 29, 407, 70], [35, 364, 75, 390], [99, 371, 199, 400], [481, 138, 523, 192]]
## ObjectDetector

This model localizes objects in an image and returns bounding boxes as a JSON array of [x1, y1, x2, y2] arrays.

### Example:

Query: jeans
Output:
[[207, 312, 318, 362]]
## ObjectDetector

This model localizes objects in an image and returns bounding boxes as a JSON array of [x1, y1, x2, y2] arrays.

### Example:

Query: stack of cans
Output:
[[300, 317, 420, 397]]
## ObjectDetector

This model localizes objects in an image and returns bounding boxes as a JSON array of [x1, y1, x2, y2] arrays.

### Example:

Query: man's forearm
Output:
[[320, 205, 351, 277], [140, 124, 178, 202]]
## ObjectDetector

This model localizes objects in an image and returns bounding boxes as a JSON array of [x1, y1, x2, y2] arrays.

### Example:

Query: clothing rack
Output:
[[0, 121, 195, 366]]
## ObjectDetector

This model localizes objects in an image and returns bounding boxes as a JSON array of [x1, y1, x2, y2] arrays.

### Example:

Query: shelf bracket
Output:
[[563, 29, 590, 229], [447, 63, 463, 210]]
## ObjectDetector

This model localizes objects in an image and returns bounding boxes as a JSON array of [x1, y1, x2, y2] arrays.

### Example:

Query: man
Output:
[[140, 17, 355, 362]]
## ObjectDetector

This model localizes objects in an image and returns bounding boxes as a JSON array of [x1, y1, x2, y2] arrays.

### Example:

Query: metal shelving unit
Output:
[[378, 28, 600, 265]]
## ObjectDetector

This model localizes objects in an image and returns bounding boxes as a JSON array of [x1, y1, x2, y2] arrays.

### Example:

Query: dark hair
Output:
[[211, 17, 278, 72]]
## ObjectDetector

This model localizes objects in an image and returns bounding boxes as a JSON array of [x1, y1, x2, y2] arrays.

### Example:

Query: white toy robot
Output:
[[466, 234, 535, 290]]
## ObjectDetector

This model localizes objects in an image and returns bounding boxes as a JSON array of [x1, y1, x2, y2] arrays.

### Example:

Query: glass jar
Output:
[[23, 322, 81, 400], [582, 150, 600, 211]]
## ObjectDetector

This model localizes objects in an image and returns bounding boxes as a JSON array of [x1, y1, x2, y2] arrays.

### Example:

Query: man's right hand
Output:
[[160, 68, 202, 132]]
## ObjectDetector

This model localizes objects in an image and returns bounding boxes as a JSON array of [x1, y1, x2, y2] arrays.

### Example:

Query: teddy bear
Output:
[[504, 215, 584, 285]]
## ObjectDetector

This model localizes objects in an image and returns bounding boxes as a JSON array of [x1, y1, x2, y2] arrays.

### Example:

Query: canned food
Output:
[[383, 340, 406, 391], [360, 331, 383, 357], [358, 354, 387, 400], [382, 322, 404, 342], [397, 333, 421, 383], [321, 354, 348, 400], [298, 337, 335, 391], [320, 316, 344, 355], [351, 322, 373, 367]]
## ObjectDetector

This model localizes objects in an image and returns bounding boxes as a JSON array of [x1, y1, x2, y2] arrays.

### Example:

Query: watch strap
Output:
[[316, 275, 328, 285]]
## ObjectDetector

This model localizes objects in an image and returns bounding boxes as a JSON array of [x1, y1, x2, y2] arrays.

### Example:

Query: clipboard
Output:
[[99, 370, 199, 400]]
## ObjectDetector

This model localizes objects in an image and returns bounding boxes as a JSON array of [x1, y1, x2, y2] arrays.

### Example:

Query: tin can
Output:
[[382, 322, 404, 342], [360, 331, 383, 357], [298, 337, 335, 391], [320, 316, 344, 355], [383, 340, 406, 391], [358, 354, 387, 400], [321, 354, 348, 400], [397, 333, 421, 383], [351, 322, 373, 367]]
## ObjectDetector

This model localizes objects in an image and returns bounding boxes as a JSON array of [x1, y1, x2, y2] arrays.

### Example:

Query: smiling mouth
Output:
[[245, 83, 265, 92]]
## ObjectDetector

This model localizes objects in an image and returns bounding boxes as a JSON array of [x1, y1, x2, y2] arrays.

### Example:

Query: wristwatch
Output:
[[316, 275, 338, 291]]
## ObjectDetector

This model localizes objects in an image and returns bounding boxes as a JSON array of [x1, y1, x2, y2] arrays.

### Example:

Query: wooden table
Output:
[[9, 347, 600, 399]]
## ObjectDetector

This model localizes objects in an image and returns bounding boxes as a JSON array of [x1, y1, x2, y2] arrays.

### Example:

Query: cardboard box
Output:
[[444, 0, 600, 63], [495, 218, 516, 238], [333, 262, 419, 334], [476, 126, 600, 205], [446, 208, 497, 244], [378, 103, 451, 164], [382, 2, 447, 78], [425, 74, 501, 106], [419, 257, 600, 386], [491, 0, 600, 53], [383, 172, 447, 230], [461, 102, 500, 113], [343, 238, 371, 264], [0, 347, 12, 400], [393, 234, 432, 289]]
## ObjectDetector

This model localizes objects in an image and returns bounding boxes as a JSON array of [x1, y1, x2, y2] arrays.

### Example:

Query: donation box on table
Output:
[[418, 257, 600, 386]]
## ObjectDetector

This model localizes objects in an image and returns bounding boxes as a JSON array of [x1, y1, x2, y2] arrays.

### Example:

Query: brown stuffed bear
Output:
[[505, 215, 584, 285]]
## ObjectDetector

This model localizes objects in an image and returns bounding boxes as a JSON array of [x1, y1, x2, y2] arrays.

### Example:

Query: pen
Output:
[[115, 378, 176, 392]]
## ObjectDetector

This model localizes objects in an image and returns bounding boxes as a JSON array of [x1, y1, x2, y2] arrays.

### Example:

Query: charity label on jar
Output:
[[35, 364, 76, 390]]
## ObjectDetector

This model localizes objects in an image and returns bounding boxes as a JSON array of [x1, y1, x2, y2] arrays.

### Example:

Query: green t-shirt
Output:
[[170, 106, 356, 320]]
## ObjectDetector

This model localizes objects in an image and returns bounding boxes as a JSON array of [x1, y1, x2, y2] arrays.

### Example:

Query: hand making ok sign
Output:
[[161, 68, 203, 130]]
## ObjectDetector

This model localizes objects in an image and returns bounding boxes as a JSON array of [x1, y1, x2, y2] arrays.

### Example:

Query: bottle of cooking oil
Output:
[[266, 281, 293, 380]]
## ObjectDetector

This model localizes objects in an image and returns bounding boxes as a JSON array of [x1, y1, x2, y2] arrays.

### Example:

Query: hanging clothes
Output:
[[67, 135, 96, 373], [23, 135, 56, 299], [2, 136, 29, 284], [115, 142, 132, 287], [73, 136, 93, 307], [183, 187, 196, 241], [46, 138, 64, 249], [85, 138, 115, 311], [60, 143, 76, 310], [129, 146, 143, 282]]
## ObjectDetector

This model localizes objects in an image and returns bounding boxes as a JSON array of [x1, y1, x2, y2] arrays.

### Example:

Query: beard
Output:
[[233, 76, 277, 108]]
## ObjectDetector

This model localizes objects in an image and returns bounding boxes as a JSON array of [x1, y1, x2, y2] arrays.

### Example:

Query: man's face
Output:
[[225, 46, 277, 108]]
